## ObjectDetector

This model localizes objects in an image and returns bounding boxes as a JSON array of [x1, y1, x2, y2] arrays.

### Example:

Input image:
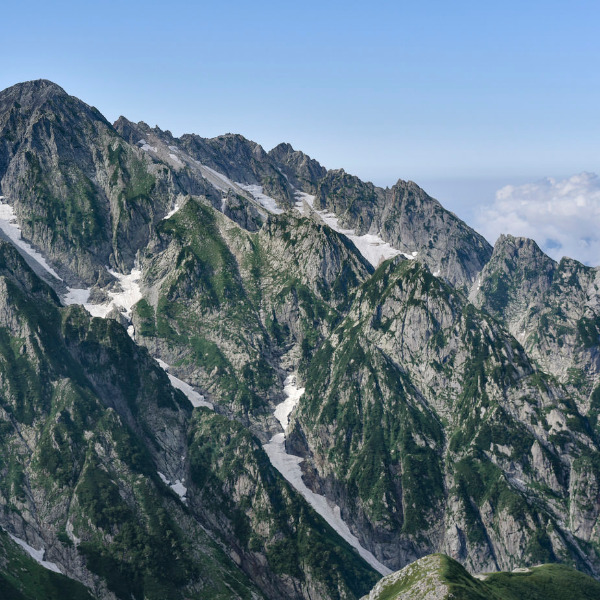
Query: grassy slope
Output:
[[367, 554, 600, 600], [0, 530, 95, 600]]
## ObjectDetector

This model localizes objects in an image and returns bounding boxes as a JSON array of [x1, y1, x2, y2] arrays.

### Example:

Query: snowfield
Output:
[[158, 472, 188, 503], [295, 191, 415, 267], [264, 375, 391, 576], [237, 183, 284, 214], [137, 139, 157, 152], [156, 359, 213, 409], [7, 532, 62, 574], [0, 198, 63, 281], [64, 268, 143, 320]]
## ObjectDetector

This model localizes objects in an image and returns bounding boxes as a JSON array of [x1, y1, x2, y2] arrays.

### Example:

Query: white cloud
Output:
[[475, 172, 600, 266]]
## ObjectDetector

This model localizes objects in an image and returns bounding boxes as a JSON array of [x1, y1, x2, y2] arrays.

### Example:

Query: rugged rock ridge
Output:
[[0, 79, 493, 294], [268, 142, 327, 194], [114, 117, 295, 215], [308, 169, 493, 290], [470, 234, 600, 411], [131, 198, 372, 434], [115, 112, 493, 290], [0, 80, 191, 285]]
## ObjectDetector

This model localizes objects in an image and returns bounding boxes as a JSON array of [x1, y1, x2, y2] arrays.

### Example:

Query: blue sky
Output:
[[3, 1, 600, 261]]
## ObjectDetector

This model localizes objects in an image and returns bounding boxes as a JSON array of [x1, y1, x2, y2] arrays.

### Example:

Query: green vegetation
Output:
[[0, 530, 94, 600], [23, 151, 108, 252], [368, 554, 600, 600]]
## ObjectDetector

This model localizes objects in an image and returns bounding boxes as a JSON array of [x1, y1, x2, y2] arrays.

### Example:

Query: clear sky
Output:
[[3, 1, 600, 262]]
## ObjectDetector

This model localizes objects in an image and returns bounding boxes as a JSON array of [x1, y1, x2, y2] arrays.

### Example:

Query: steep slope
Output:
[[131, 197, 372, 430], [0, 528, 95, 600], [267, 144, 492, 290], [470, 235, 600, 413], [0, 80, 219, 285], [0, 240, 379, 599], [361, 553, 600, 600], [0, 240, 257, 599], [288, 257, 600, 575], [113, 118, 270, 230], [115, 117, 493, 291], [1, 78, 599, 594]]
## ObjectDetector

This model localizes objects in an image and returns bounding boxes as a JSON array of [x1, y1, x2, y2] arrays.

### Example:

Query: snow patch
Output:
[[168, 145, 179, 152], [274, 374, 304, 430], [7, 533, 62, 574], [169, 153, 183, 165], [63, 269, 214, 411], [237, 183, 284, 214], [171, 480, 187, 500], [164, 202, 182, 220], [62, 287, 91, 305], [156, 359, 213, 409], [64, 268, 142, 320], [0, 198, 63, 281], [263, 377, 391, 576], [137, 139, 157, 152], [295, 192, 410, 268], [106, 268, 142, 318], [157, 471, 187, 503], [195, 163, 237, 194]]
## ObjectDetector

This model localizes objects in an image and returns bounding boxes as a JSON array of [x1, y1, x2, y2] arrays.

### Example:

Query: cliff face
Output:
[[0, 79, 599, 599], [470, 234, 600, 411]]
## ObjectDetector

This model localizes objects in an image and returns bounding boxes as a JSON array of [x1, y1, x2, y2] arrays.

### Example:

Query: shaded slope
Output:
[[0, 529, 95, 600], [0, 81, 213, 284]]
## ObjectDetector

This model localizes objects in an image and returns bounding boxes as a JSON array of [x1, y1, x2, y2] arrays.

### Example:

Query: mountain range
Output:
[[0, 79, 599, 599]]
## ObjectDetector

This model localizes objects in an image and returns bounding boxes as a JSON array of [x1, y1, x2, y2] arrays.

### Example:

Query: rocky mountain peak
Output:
[[0, 79, 68, 111], [269, 141, 295, 156], [493, 233, 553, 261]]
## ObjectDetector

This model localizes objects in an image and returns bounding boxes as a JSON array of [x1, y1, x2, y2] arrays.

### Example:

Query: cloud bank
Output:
[[476, 172, 600, 266]]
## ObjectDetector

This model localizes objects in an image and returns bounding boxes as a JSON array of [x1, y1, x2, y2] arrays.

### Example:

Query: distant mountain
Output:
[[0, 79, 599, 599]]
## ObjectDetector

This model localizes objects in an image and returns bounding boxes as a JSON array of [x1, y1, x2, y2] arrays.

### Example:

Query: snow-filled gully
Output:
[[295, 191, 415, 268], [5, 530, 62, 574], [264, 375, 391, 576], [2, 187, 392, 574]]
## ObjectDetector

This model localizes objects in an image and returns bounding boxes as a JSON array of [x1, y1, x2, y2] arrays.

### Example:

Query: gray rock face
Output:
[[268, 143, 327, 194], [309, 170, 493, 291], [0, 80, 189, 285], [131, 199, 372, 438], [470, 234, 600, 411], [0, 240, 377, 600], [288, 257, 600, 576]]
